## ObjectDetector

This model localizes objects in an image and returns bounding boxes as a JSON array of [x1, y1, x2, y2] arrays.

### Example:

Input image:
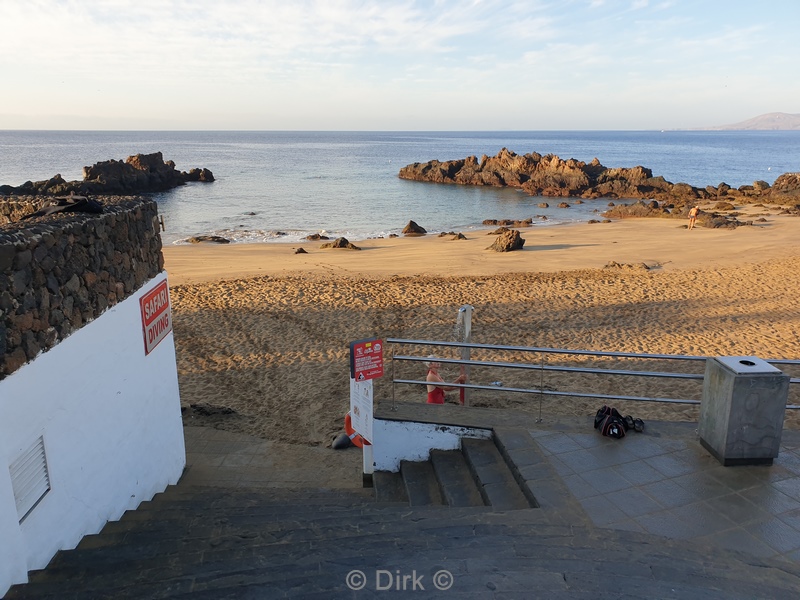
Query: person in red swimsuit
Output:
[[425, 356, 465, 404]]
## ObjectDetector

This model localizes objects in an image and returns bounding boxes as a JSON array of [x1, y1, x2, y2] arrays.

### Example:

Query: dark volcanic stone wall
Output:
[[0, 196, 164, 379]]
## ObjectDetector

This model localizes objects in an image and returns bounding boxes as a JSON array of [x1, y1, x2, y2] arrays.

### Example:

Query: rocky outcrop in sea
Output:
[[398, 148, 800, 207], [0, 152, 214, 196]]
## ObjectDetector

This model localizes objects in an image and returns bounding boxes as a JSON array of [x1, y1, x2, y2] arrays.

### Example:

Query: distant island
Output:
[[701, 112, 800, 131]]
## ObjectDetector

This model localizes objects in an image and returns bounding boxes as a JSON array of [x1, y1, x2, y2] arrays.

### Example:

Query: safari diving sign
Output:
[[139, 279, 172, 355]]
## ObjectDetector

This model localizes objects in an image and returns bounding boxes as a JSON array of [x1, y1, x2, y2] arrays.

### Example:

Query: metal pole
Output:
[[391, 345, 397, 411], [537, 352, 544, 423], [458, 305, 474, 406]]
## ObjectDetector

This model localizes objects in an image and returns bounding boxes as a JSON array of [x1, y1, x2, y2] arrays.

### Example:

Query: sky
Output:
[[1, 0, 798, 130]]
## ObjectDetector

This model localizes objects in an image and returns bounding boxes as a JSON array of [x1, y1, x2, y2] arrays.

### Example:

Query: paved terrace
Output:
[[183, 402, 800, 564], [374, 402, 800, 563]]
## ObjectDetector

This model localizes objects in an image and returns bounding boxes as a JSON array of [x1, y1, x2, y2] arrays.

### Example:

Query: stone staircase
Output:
[[7, 427, 800, 599], [374, 436, 535, 510]]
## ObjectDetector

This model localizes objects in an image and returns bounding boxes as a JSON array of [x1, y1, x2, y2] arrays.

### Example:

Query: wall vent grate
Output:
[[10, 436, 51, 523]]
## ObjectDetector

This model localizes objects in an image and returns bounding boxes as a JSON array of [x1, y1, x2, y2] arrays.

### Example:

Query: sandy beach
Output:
[[166, 210, 800, 447]]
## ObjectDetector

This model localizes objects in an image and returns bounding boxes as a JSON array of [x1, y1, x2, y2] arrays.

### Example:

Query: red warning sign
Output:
[[349, 338, 384, 381], [139, 279, 172, 355]]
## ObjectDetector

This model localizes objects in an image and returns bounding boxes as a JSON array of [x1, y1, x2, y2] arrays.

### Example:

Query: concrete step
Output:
[[372, 470, 408, 503], [461, 437, 533, 510], [139, 486, 374, 509], [49, 505, 553, 572], [430, 449, 485, 507], [399, 460, 443, 506], [375, 433, 537, 511]]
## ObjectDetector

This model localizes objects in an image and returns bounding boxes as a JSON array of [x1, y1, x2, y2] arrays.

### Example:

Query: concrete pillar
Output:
[[699, 356, 789, 466]]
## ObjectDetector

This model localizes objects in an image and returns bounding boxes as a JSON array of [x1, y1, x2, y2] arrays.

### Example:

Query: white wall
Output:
[[372, 418, 491, 472], [0, 272, 185, 596]]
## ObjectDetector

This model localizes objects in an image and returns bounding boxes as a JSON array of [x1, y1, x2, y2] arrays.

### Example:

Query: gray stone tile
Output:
[[545, 455, 576, 477], [623, 436, 678, 460], [633, 501, 735, 541], [565, 432, 607, 449], [555, 449, 604, 473], [772, 476, 800, 498], [578, 467, 631, 495], [604, 487, 663, 518], [761, 464, 800, 484], [494, 427, 538, 451], [527, 429, 556, 440], [612, 460, 665, 486], [777, 508, 800, 533], [506, 447, 545, 468], [694, 527, 778, 559], [516, 462, 552, 482], [668, 502, 738, 537], [674, 446, 719, 470], [578, 495, 627, 526], [705, 464, 766, 492], [535, 434, 585, 455], [775, 449, 800, 476], [704, 493, 774, 527], [556, 447, 638, 474], [640, 479, 701, 509], [560, 473, 600, 500], [671, 471, 738, 499], [739, 485, 800, 517], [644, 453, 697, 478], [744, 519, 800, 554]]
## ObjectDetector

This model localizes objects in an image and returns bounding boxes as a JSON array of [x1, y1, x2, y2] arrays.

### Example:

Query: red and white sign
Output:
[[349, 338, 384, 381], [139, 279, 172, 355]]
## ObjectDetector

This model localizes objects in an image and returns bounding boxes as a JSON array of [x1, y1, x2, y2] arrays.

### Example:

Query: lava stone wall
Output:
[[0, 196, 164, 379], [0, 197, 38, 224]]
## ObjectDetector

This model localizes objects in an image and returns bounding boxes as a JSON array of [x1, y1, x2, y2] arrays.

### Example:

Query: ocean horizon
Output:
[[2, 130, 799, 245]]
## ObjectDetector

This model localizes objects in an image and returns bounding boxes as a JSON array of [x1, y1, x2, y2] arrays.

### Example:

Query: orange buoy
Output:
[[344, 412, 370, 448]]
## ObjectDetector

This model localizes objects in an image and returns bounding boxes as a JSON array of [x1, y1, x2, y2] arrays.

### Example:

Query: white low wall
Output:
[[0, 272, 185, 596], [372, 418, 492, 472]]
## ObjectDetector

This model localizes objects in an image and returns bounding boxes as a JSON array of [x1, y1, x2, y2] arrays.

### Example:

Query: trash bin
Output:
[[699, 356, 790, 466]]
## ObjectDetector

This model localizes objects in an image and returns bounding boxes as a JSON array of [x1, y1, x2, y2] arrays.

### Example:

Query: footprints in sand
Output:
[[169, 257, 800, 446]]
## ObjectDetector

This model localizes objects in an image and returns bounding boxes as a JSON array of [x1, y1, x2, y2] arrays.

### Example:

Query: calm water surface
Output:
[[1, 130, 798, 244]]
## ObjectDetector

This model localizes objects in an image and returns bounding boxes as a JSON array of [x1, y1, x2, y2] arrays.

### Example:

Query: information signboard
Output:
[[349, 338, 384, 381], [349, 378, 373, 444]]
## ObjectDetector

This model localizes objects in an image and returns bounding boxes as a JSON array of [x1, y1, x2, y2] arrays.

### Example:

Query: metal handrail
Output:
[[388, 338, 800, 409], [392, 355, 705, 380], [387, 338, 708, 362], [392, 379, 702, 405]]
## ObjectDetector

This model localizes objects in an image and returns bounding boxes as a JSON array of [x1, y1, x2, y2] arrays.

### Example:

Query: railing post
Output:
[[391, 344, 397, 411], [457, 305, 474, 407]]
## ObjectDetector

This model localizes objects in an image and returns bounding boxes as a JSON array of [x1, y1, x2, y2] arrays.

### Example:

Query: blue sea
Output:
[[1, 130, 799, 245]]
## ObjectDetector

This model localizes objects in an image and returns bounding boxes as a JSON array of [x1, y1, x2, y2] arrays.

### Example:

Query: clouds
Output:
[[0, 0, 798, 129]]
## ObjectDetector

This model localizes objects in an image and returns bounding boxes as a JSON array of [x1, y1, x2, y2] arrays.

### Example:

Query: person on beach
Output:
[[688, 205, 699, 230], [425, 356, 465, 404]]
